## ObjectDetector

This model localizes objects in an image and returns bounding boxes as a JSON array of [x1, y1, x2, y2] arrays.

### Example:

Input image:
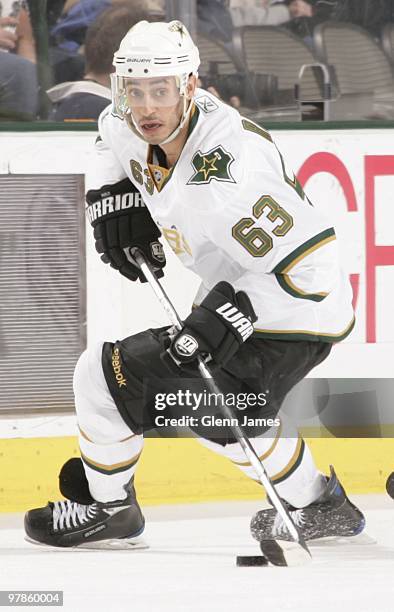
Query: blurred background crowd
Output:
[[1, 0, 394, 122]]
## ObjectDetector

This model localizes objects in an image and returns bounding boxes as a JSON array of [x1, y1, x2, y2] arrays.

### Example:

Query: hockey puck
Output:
[[236, 555, 268, 567], [386, 472, 394, 499]]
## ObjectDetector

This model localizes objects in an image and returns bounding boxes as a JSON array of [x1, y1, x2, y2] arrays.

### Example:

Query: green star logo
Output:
[[188, 146, 235, 185]]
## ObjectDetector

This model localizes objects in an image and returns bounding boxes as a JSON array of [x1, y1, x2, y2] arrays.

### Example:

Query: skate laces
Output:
[[272, 508, 306, 537], [52, 500, 98, 531]]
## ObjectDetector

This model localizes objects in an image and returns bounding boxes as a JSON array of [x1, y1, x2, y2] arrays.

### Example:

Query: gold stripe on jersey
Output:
[[253, 315, 355, 343], [277, 147, 306, 200], [79, 426, 137, 443], [241, 118, 273, 142], [271, 437, 305, 484], [231, 420, 282, 467], [80, 450, 142, 475], [79, 427, 94, 442], [276, 273, 329, 302], [273, 228, 336, 302], [273, 228, 336, 274]]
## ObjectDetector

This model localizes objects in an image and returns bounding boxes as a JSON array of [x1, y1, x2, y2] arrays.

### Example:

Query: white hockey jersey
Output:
[[88, 89, 355, 342]]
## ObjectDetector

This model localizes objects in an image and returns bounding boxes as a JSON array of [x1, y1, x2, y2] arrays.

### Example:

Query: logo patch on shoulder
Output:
[[187, 145, 235, 185], [194, 95, 219, 114]]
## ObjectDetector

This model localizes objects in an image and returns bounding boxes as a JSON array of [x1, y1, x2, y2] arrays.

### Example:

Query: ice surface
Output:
[[1, 496, 393, 612]]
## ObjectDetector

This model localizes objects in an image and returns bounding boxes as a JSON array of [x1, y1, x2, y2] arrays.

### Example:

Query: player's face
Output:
[[126, 76, 185, 144]]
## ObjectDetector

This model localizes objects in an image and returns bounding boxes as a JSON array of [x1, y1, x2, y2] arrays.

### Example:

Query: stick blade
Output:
[[259, 539, 312, 567]]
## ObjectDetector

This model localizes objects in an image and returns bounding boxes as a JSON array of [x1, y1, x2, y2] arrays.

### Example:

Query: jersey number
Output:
[[130, 160, 154, 196], [232, 195, 293, 257]]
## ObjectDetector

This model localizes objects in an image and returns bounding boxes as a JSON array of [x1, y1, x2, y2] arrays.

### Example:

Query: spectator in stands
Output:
[[49, 0, 111, 84], [61, 0, 164, 9], [228, 0, 290, 27], [120, 0, 164, 13], [197, 0, 234, 42], [47, 0, 67, 29], [47, 4, 150, 121], [332, 0, 394, 39], [0, 0, 37, 117], [284, 1, 339, 44], [212, 0, 336, 36], [48, 0, 164, 84], [283, 1, 393, 46]]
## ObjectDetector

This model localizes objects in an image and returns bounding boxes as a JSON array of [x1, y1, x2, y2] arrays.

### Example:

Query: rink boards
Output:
[[1, 432, 394, 513]]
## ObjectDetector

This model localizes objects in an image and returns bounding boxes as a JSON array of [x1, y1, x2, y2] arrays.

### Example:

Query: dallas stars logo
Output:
[[187, 145, 235, 185], [169, 21, 186, 41]]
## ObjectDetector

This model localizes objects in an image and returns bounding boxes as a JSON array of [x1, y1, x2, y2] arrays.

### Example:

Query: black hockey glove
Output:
[[86, 178, 165, 282], [161, 281, 257, 372]]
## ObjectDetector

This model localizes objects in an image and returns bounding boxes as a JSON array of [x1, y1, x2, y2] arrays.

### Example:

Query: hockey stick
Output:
[[131, 248, 312, 567]]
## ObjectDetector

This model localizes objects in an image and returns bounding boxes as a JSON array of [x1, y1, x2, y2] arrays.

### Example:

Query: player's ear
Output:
[[186, 74, 197, 100]]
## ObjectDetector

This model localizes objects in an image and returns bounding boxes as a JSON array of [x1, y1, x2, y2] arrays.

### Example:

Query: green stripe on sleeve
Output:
[[272, 228, 336, 274], [272, 228, 337, 302], [275, 273, 328, 302]]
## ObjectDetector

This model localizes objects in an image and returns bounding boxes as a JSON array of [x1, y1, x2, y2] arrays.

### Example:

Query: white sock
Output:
[[73, 343, 143, 503], [197, 417, 327, 508]]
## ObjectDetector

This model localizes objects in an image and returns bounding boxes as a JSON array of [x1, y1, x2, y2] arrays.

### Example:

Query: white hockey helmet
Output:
[[112, 20, 200, 143]]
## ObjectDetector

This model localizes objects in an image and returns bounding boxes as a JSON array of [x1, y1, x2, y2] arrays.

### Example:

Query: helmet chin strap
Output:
[[126, 95, 193, 147], [159, 96, 193, 146]]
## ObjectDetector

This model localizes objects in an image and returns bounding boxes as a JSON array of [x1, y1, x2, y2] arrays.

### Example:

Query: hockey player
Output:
[[25, 20, 364, 549]]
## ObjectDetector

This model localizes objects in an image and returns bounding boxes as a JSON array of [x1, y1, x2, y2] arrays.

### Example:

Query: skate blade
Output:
[[259, 539, 312, 567], [25, 534, 149, 551], [309, 532, 376, 547], [78, 536, 149, 550]]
